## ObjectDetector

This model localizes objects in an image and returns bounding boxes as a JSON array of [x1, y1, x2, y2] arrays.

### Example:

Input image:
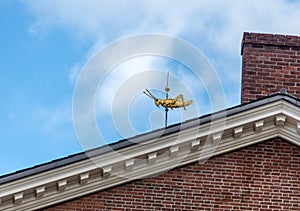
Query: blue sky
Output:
[[1, 0, 300, 176]]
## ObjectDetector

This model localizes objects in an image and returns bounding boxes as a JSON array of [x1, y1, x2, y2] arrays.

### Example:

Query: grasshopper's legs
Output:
[[179, 94, 186, 110]]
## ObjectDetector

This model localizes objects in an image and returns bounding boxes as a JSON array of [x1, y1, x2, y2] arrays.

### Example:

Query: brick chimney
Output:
[[241, 32, 300, 103]]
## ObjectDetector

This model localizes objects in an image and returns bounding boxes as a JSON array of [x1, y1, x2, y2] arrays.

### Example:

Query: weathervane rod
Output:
[[165, 71, 170, 127], [165, 108, 168, 128]]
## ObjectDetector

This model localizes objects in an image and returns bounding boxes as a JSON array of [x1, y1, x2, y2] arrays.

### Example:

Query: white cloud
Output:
[[22, 0, 300, 138], [23, 0, 300, 85], [95, 56, 164, 112], [23, 0, 300, 44], [69, 64, 82, 83]]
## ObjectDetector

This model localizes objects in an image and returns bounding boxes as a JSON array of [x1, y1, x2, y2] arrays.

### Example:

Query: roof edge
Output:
[[1, 95, 300, 210], [1, 92, 299, 185]]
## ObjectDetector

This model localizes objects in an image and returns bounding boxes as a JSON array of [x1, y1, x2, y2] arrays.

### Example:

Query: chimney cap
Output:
[[279, 88, 287, 94]]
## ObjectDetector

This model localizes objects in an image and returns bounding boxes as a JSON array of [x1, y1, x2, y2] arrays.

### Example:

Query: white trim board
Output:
[[0, 98, 300, 211]]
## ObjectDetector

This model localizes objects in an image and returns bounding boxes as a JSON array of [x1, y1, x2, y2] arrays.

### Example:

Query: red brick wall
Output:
[[241, 32, 300, 103], [43, 139, 300, 211]]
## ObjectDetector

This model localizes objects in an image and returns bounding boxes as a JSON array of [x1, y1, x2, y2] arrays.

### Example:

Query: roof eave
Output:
[[1, 94, 300, 210]]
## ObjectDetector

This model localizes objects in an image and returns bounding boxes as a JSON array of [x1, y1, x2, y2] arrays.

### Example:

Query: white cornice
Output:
[[0, 99, 300, 211]]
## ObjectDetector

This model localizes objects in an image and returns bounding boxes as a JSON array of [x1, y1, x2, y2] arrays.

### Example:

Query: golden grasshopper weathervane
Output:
[[143, 72, 193, 127]]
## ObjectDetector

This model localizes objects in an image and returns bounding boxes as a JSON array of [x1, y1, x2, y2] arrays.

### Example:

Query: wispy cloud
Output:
[[1, 98, 80, 174], [23, 0, 300, 104], [21, 0, 300, 144], [8, 101, 74, 141]]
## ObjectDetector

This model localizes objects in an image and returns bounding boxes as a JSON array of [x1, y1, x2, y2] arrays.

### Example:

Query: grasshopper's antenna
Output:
[[143, 89, 157, 100], [165, 71, 170, 128]]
